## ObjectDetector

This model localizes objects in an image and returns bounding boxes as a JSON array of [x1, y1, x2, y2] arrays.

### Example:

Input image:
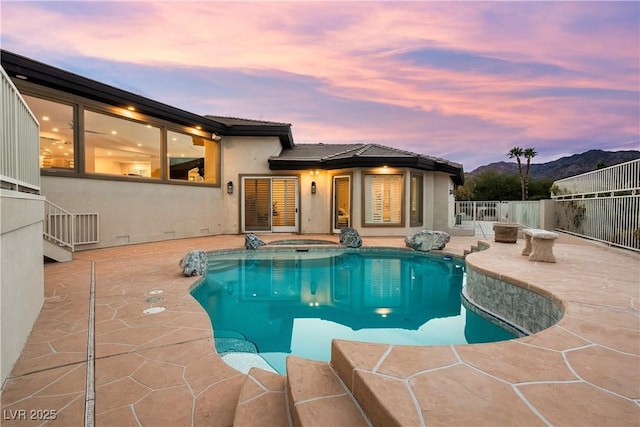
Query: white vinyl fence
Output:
[[551, 159, 640, 252], [451, 200, 541, 237]]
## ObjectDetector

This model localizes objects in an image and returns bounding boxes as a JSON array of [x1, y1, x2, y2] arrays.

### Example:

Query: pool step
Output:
[[463, 240, 490, 256], [233, 367, 289, 427], [214, 337, 258, 355], [286, 356, 369, 427]]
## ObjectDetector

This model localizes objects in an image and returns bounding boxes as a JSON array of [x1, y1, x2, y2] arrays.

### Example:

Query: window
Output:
[[23, 95, 75, 169], [22, 87, 220, 185], [84, 110, 161, 178], [167, 130, 220, 183], [410, 173, 423, 226], [363, 174, 404, 225]]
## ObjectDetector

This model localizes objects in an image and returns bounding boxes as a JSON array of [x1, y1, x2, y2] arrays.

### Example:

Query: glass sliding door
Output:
[[242, 177, 298, 233], [333, 175, 351, 232]]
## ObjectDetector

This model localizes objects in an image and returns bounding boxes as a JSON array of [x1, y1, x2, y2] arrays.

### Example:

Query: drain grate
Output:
[[145, 296, 164, 303]]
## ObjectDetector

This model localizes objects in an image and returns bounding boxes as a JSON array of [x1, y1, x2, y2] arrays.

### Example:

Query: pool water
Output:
[[191, 249, 515, 374]]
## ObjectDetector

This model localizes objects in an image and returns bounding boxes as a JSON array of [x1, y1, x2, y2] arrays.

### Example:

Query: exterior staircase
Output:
[[43, 238, 73, 262], [43, 199, 99, 262]]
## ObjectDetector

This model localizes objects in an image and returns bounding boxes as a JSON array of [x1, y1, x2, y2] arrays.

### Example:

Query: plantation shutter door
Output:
[[244, 178, 271, 231], [272, 178, 297, 228], [283, 180, 296, 226]]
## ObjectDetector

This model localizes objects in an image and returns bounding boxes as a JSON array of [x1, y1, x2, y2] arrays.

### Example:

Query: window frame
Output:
[[410, 172, 424, 227], [167, 130, 220, 185], [83, 107, 163, 179], [361, 172, 405, 227], [15, 81, 221, 188], [22, 93, 78, 172]]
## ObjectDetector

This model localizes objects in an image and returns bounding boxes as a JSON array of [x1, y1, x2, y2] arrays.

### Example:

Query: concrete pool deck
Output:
[[1, 233, 638, 426]]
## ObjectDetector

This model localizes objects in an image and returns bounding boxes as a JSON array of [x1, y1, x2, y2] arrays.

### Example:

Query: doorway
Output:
[[333, 175, 351, 232], [242, 177, 299, 233]]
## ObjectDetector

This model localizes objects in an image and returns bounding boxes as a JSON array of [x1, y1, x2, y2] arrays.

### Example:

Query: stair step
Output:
[[331, 340, 422, 426], [233, 367, 288, 427], [286, 356, 369, 427]]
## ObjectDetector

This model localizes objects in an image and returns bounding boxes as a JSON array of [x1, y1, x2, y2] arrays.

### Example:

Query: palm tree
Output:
[[508, 147, 525, 200], [523, 147, 537, 200], [507, 146, 537, 200]]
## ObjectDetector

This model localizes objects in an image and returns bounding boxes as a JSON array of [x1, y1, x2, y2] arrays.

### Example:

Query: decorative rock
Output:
[[339, 227, 362, 248], [179, 250, 207, 276], [404, 230, 450, 252], [245, 233, 266, 250]]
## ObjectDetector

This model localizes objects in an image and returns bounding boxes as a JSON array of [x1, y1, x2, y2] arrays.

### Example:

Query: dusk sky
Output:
[[1, 1, 638, 171]]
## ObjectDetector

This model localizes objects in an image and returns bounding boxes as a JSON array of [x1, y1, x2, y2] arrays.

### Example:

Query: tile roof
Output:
[[205, 115, 291, 127], [270, 143, 464, 184]]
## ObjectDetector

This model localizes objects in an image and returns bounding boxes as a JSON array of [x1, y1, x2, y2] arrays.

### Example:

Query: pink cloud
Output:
[[1, 1, 637, 170]]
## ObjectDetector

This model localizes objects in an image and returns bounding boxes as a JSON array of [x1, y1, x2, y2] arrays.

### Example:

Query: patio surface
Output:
[[1, 233, 638, 426]]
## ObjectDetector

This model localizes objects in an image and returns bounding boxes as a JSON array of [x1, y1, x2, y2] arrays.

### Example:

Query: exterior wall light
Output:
[[311, 181, 317, 194], [227, 181, 234, 194]]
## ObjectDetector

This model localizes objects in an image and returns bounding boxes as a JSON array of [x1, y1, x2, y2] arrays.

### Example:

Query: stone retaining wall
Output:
[[465, 267, 564, 334]]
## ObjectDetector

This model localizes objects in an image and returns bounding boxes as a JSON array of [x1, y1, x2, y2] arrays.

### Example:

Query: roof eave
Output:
[[1, 50, 295, 147], [269, 155, 464, 184]]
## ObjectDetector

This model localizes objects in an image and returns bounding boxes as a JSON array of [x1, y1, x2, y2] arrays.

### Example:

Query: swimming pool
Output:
[[191, 248, 516, 374]]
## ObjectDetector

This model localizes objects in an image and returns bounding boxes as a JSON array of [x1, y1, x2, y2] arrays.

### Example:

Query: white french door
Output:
[[242, 177, 298, 233]]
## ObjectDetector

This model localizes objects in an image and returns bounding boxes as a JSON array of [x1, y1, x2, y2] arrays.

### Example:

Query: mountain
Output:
[[468, 149, 640, 180]]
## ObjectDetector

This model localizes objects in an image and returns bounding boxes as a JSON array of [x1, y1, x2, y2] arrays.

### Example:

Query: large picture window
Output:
[[23, 95, 75, 169], [363, 174, 404, 226], [84, 110, 161, 178], [167, 130, 219, 184], [410, 173, 423, 227], [21, 86, 221, 186]]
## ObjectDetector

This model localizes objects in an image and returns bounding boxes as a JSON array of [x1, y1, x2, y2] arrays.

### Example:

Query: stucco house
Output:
[[0, 49, 463, 385]]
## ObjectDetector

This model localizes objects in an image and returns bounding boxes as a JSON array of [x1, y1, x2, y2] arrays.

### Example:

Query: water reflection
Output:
[[192, 251, 513, 359]]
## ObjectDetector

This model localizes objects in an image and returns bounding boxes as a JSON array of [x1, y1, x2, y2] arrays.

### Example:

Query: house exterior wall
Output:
[[296, 167, 457, 236], [41, 145, 458, 249], [1, 192, 45, 387], [299, 169, 332, 233], [40, 136, 285, 249], [221, 136, 283, 234], [42, 176, 226, 249], [433, 173, 456, 231]]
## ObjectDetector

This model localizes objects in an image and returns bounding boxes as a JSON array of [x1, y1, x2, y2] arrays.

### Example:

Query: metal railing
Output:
[[1, 65, 40, 192], [551, 159, 639, 199], [552, 159, 640, 252], [451, 201, 541, 236], [44, 200, 99, 251]]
